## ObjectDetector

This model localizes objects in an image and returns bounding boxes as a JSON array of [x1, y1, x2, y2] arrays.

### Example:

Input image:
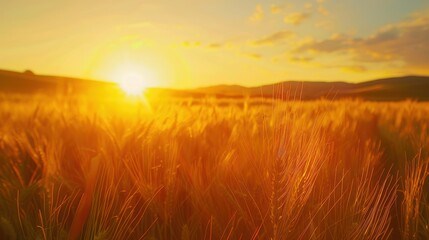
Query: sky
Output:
[[1, 0, 429, 88]]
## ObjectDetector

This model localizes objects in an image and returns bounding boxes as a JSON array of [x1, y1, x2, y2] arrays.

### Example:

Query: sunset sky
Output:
[[1, 0, 429, 88]]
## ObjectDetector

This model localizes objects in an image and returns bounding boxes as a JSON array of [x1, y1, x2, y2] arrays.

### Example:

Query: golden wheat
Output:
[[0, 95, 428, 239]]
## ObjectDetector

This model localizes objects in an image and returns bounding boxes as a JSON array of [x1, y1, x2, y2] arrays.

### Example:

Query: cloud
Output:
[[295, 11, 429, 68], [317, 6, 330, 16], [289, 56, 313, 63], [253, 31, 295, 45], [315, 0, 330, 16], [207, 43, 223, 49], [304, 3, 313, 10], [365, 27, 400, 45], [284, 12, 311, 25], [241, 52, 263, 60], [296, 34, 356, 53], [250, 5, 264, 22], [271, 4, 283, 14], [314, 20, 334, 31], [182, 41, 201, 48]]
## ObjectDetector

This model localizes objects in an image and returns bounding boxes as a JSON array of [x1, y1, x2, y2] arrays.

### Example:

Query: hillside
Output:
[[1, 69, 429, 101], [193, 76, 429, 101], [0, 69, 118, 94]]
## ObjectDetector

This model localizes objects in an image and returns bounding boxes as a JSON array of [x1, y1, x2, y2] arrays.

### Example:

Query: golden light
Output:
[[119, 72, 148, 95], [107, 63, 158, 96]]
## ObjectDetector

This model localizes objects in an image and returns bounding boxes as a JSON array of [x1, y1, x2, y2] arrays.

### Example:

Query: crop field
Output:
[[0, 95, 429, 240]]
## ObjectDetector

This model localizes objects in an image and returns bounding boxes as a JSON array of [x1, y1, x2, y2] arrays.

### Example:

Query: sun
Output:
[[119, 72, 148, 95], [99, 61, 158, 96]]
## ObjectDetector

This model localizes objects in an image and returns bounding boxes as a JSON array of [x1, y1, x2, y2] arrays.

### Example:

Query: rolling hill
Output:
[[0, 69, 118, 94], [192, 76, 429, 101], [1, 69, 429, 101]]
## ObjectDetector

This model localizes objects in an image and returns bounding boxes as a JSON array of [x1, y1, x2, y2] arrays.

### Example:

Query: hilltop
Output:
[[1, 69, 429, 101]]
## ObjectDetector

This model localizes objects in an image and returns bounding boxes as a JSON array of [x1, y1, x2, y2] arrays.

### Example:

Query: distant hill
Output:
[[1, 69, 429, 101], [0, 69, 118, 94], [192, 76, 429, 101]]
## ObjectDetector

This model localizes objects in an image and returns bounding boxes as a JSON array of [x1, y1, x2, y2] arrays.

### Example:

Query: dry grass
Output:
[[0, 95, 428, 239]]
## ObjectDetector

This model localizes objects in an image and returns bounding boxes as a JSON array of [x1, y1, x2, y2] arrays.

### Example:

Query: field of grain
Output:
[[0, 95, 428, 240]]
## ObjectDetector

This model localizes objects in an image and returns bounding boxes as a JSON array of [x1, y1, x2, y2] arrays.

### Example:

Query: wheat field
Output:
[[0, 94, 428, 240]]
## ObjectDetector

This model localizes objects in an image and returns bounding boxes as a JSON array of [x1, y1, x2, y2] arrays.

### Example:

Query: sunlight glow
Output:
[[109, 63, 157, 96], [119, 72, 148, 95]]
